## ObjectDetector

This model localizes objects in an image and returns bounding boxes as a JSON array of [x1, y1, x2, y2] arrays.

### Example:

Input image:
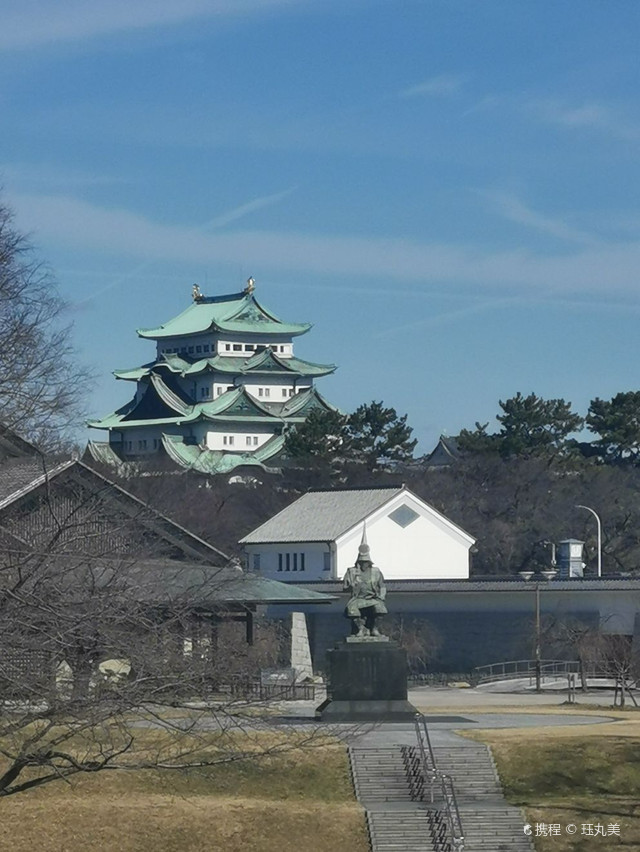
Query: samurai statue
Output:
[[343, 528, 388, 638]]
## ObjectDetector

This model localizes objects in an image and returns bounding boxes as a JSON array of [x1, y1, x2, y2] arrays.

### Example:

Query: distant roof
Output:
[[425, 435, 461, 466], [137, 291, 311, 340], [240, 486, 408, 544]]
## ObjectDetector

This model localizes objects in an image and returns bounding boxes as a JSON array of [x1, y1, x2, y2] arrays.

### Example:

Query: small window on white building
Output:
[[245, 344, 255, 351], [225, 344, 231, 351], [216, 387, 223, 396], [246, 436, 252, 446], [389, 505, 420, 528], [233, 344, 242, 352], [223, 435, 235, 446], [252, 436, 258, 446]]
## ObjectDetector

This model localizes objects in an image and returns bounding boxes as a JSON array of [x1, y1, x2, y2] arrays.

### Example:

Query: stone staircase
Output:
[[349, 741, 534, 852]]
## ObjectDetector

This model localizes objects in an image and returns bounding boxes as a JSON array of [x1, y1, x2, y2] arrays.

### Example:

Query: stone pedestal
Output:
[[316, 638, 417, 721]]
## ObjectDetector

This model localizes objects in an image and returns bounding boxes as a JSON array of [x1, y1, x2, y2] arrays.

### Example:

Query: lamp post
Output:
[[576, 505, 602, 578], [520, 557, 557, 692]]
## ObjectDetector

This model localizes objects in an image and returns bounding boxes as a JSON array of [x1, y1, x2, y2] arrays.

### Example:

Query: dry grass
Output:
[[0, 737, 368, 852], [473, 733, 640, 851]]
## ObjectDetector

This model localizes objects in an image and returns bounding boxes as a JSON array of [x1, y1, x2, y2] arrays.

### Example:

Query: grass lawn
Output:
[[0, 739, 368, 852], [470, 723, 640, 851]]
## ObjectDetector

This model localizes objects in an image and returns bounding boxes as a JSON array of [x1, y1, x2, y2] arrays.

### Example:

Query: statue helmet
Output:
[[357, 524, 372, 564]]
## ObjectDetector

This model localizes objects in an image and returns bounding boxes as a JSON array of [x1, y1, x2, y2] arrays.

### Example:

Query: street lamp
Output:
[[519, 562, 557, 692], [576, 505, 602, 578]]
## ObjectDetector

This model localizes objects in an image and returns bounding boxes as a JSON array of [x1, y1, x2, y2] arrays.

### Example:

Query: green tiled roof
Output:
[[161, 433, 284, 474], [90, 382, 337, 431], [115, 350, 335, 382], [137, 291, 311, 340]]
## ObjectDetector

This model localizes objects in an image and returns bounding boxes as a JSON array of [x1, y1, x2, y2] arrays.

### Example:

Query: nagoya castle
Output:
[[87, 278, 337, 475]]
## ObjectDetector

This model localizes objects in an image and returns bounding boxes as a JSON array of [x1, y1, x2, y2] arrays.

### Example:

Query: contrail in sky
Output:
[[75, 186, 296, 306]]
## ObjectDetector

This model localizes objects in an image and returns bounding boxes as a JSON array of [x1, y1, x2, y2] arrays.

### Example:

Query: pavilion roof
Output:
[[114, 349, 336, 381], [137, 291, 310, 340], [89, 384, 337, 431], [161, 433, 285, 474]]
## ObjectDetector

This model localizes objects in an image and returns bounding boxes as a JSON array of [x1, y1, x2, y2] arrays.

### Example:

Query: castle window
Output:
[[188, 346, 194, 354], [323, 552, 331, 572], [246, 436, 252, 446], [200, 387, 210, 399], [245, 344, 255, 351], [233, 344, 242, 352], [223, 435, 235, 446], [138, 439, 147, 450], [196, 345, 202, 353], [203, 344, 210, 352], [253, 554, 261, 571], [278, 554, 283, 572], [225, 344, 231, 351], [300, 553, 305, 571]]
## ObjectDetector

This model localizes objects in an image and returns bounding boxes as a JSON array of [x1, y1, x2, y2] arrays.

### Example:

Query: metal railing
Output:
[[410, 713, 465, 852], [474, 659, 582, 684]]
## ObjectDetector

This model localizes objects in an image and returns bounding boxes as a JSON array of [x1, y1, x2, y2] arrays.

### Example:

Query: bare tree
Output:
[[0, 196, 90, 450], [0, 457, 333, 798]]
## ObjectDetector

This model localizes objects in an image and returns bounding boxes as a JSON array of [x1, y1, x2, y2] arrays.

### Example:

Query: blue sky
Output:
[[2, 0, 640, 453]]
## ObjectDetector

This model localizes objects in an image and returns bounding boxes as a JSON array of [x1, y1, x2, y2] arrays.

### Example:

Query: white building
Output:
[[240, 485, 476, 581]]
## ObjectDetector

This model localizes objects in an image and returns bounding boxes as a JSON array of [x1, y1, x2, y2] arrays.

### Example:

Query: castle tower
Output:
[[87, 279, 337, 474]]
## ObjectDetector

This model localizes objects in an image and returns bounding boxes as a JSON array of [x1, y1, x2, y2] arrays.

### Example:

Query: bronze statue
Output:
[[343, 530, 387, 638]]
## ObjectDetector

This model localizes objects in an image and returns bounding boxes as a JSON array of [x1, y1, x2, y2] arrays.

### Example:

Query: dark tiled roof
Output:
[[0, 458, 71, 506], [288, 577, 640, 593]]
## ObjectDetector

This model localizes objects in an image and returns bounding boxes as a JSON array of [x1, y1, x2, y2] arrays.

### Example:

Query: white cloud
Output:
[[526, 98, 640, 142], [399, 74, 468, 99], [0, 0, 303, 51], [481, 190, 598, 246], [10, 192, 640, 299]]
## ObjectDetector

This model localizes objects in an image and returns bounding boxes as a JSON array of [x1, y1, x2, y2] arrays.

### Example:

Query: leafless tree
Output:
[[389, 615, 442, 676], [0, 460, 332, 798], [0, 196, 90, 450]]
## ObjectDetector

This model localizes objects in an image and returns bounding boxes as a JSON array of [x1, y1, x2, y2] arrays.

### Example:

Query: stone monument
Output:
[[316, 530, 417, 721]]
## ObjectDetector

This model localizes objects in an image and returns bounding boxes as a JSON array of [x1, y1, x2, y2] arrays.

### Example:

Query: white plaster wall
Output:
[[245, 542, 331, 580], [204, 427, 277, 452], [334, 493, 472, 581]]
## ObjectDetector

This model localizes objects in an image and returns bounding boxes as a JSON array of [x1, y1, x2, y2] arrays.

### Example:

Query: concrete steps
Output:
[[367, 811, 438, 852], [348, 741, 534, 852]]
